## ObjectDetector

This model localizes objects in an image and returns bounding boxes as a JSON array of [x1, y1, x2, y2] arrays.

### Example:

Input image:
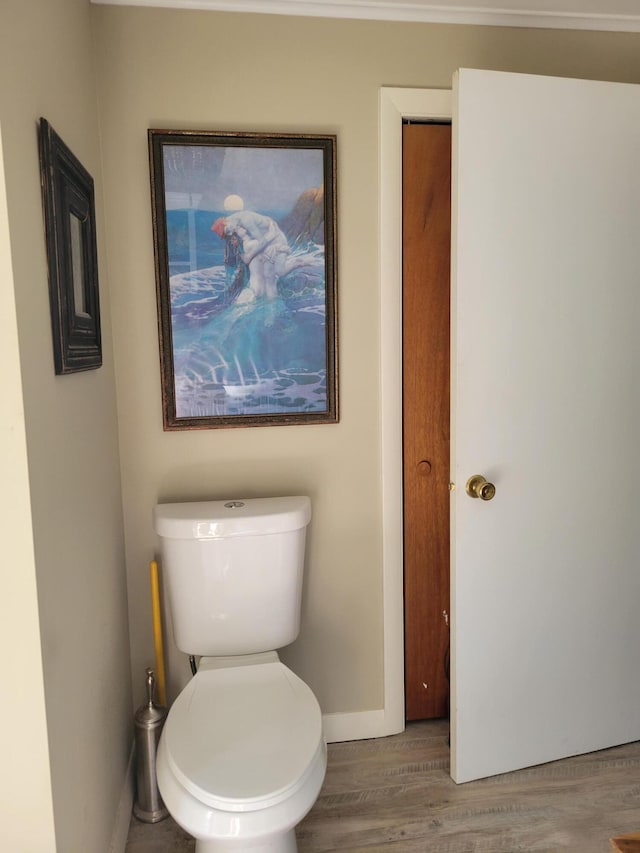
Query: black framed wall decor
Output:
[[39, 118, 102, 374]]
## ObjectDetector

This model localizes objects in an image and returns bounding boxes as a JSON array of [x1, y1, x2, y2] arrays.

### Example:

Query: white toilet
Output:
[[152, 496, 326, 853]]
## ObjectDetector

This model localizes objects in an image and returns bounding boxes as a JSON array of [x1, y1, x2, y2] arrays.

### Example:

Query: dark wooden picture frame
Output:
[[39, 118, 102, 374], [149, 129, 338, 430]]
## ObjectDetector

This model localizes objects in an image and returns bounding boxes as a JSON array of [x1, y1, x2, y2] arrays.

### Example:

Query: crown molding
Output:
[[90, 0, 640, 33]]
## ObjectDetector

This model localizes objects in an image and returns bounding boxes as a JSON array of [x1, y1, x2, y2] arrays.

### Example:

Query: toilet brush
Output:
[[133, 668, 168, 823]]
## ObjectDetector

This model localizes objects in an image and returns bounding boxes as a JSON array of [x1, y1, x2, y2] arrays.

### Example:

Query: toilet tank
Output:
[[153, 496, 311, 656]]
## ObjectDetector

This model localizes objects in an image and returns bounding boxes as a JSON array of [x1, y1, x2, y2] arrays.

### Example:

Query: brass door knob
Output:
[[465, 474, 496, 501]]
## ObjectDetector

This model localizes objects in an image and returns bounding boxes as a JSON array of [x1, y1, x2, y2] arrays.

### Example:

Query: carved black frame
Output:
[[39, 118, 102, 374]]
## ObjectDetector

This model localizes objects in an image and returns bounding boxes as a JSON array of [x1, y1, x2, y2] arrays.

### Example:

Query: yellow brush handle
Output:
[[149, 560, 167, 706]]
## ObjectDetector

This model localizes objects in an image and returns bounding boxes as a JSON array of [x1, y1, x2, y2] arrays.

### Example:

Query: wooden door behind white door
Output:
[[403, 122, 451, 722], [451, 69, 640, 784]]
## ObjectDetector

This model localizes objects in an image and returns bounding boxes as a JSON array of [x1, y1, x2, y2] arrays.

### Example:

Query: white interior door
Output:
[[450, 68, 640, 784]]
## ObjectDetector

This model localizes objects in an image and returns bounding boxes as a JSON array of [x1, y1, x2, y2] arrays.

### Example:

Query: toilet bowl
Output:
[[156, 656, 326, 852]]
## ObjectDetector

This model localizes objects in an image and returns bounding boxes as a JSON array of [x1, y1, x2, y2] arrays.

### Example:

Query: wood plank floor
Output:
[[125, 720, 640, 852]]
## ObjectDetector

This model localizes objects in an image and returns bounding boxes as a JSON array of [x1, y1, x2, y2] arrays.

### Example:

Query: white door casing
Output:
[[379, 86, 452, 737]]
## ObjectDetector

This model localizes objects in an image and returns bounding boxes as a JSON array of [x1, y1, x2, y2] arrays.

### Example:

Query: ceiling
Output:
[[90, 0, 640, 32]]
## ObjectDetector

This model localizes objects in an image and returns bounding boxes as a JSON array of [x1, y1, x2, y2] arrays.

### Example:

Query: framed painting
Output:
[[148, 129, 338, 429], [38, 118, 102, 374]]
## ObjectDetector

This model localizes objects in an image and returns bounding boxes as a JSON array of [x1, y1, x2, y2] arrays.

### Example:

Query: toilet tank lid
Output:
[[153, 495, 311, 540]]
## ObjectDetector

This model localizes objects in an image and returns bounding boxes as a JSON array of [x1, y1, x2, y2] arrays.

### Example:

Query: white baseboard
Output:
[[322, 709, 403, 744], [109, 740, 135, 853]]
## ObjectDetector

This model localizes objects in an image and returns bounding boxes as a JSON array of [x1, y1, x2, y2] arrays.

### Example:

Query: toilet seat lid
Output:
[[162, 661, 323, 813]]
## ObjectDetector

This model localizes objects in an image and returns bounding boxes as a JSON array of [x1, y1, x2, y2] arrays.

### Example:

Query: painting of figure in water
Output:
[[149, 131, 337, 429]]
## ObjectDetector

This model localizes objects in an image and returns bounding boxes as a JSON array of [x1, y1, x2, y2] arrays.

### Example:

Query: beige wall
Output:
[[93, 6, 640, 718], [0, 1, 132, 850], [0, 127, 57, 853]]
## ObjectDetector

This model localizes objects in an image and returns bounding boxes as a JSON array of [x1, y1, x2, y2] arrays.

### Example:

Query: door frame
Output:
[[379, 87, 452, 735]]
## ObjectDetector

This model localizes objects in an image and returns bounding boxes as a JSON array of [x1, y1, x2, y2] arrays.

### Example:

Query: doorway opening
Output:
[[379, 87, 453, 737]]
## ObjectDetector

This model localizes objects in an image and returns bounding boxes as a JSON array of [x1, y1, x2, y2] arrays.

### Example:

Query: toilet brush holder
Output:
[[133, 668, 168, 823]]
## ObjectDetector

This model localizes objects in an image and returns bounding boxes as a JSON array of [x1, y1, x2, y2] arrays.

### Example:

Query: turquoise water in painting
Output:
[[167, 210, 328, 418]]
